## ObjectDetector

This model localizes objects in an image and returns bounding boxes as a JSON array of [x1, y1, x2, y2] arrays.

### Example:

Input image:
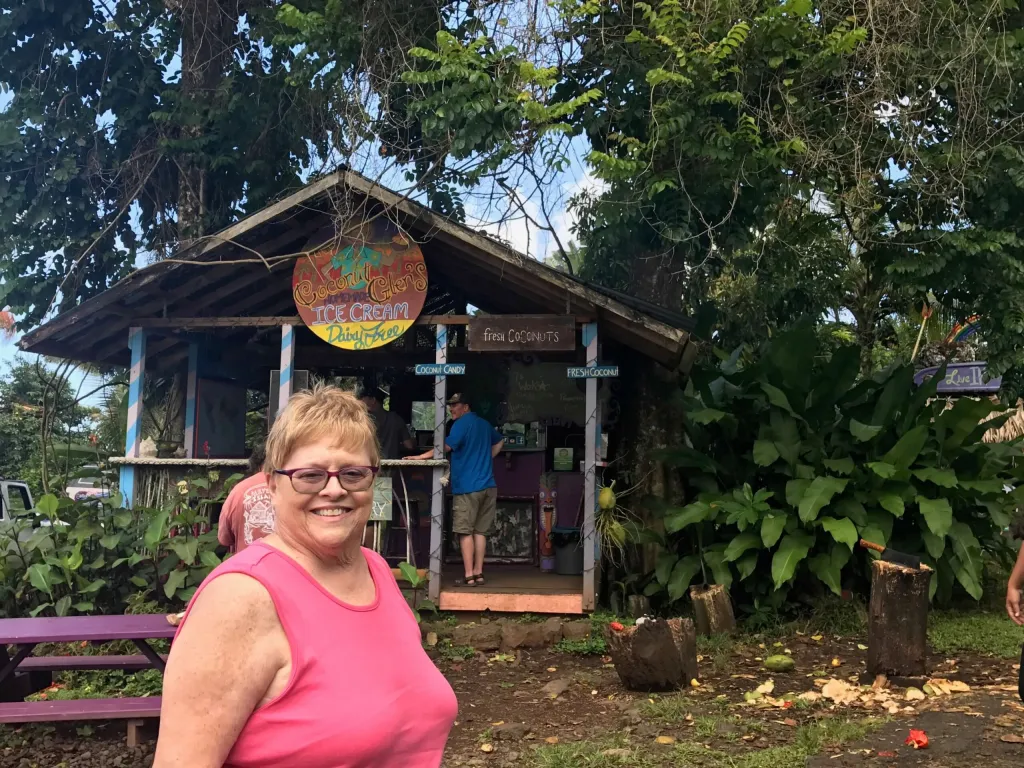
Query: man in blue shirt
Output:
[[413, 393, 503, 586]]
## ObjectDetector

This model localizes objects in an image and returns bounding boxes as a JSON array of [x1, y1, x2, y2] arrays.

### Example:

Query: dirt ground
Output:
[[2, 628, 1024, 767]]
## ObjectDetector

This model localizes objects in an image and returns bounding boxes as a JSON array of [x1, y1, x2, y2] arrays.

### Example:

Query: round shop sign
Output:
[[292, 220, 428, 350]]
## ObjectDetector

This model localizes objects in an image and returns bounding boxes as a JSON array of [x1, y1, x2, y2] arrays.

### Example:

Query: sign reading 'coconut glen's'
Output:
[[467, 315, 576, 352], [292, 219, 427, 350]]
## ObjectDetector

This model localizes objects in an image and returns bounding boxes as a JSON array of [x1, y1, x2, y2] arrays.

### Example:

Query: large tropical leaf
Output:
[[882, 426, 928, 468], [724, 532, 762, 562], [820, 517, 858, 550], [877, 494, 905, 518], [850, 419, 883, 442], [761, 513, 788, 548], [918, 497, 953, 538], [703, 549, 733, 589], [667, 555, 703, 601], [772, 532, 814, 589], [665, 501, 711, 533], [753, 440, 780, 466], [785, 479, 810, 508], [798, 476, 848, 522], [912, 468, 958, 489]]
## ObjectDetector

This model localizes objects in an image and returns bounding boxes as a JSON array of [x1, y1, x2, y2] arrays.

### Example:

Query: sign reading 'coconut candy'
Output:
[[292, 220, 428, 350]]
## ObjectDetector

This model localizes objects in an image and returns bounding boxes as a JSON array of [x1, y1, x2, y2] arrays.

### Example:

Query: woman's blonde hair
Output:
[[264, 384, 380, 471]]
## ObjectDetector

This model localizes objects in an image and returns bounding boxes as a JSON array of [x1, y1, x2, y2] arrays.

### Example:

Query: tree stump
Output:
[[626, 594, 650, 619], [606, 618, 698, 691], [690, 584, 736, 636], [867, 560, 931, 677]]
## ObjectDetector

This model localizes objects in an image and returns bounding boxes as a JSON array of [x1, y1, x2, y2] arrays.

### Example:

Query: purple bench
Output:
[[0, 697, 162, 746], [17, 655, 168, 672], [0, 615, 176, 745]]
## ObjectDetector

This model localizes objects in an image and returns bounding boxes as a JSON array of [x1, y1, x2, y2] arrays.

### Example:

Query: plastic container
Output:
[[551, 526, 584, 576]]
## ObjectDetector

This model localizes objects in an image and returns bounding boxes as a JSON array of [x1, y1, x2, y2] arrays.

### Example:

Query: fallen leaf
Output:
[[591, 689, 598, 696], [798, 691, 822, 703], [492, 721, 505, 726], [1000, 734, 1024, 744], [783, 718, 798, 727], [655, 735, 676, 745], [905, 729, 929, 749], [811, 634, 823, 641], [547, 667, 557, 672], [872, 674, 889, 691], [831, 658, 842, 668], [545, 737, 559, 744], [756, 680, 776, 695], [821, 679, 860, 705], [878, 751, 897, 758], [857, 644, 868, 651], [905, 688, 926, 702], [480, 744, 494, 753]]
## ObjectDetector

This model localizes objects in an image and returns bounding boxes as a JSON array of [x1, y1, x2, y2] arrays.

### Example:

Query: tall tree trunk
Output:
[[175, 0, 235, 243]]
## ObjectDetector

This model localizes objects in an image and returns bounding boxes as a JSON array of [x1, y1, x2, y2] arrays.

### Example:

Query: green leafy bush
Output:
[[0, 472, 240, 618], [644, 324, 1021, 607]]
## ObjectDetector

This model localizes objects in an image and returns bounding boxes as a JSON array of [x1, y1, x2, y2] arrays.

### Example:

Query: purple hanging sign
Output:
[[913, 361, 1002, 394]]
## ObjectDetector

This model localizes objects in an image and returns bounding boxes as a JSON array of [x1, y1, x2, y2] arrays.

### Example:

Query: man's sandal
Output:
[[455, 575, 478, 586], [473, 573, 485, 586]]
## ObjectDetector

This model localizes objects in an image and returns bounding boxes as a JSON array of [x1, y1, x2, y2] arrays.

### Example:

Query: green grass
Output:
[[555, 636, 608, 655], [800, 596, 867, 637], [929, 611, 1023, 658], [529, 738, 658, 768], [433, 641, 476, 662], [640, 693, 730, 724]]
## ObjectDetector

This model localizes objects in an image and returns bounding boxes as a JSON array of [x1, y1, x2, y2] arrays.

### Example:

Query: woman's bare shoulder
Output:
[[179, 571, 279, 640]]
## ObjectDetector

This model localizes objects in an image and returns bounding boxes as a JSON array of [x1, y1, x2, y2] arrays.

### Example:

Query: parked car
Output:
[[0, 479, 34, 521], [65, 476, 109, 502]]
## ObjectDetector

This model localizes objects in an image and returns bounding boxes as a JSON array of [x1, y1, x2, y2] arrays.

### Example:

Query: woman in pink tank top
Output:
[[154, 386, 457, 768]]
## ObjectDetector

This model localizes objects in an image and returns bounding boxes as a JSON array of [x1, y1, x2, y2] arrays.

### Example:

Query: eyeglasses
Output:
[[273, 466, 379, 494]]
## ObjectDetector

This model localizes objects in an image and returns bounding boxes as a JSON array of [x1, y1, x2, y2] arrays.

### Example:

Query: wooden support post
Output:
[[279, 324, 295, 413], [126, 719, 144, 748], [582, 321, 598, 611], [606, 618, 698, 691], [183, 343, 198, 458], [867, 560, 931, 677], [119, 327, 146, 507], [428, 324, 447, 603], [690, 584, 736, 636]]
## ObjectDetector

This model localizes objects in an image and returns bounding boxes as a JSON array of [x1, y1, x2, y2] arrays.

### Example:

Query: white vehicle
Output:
[[0, 480, 34, 522], [65, 476, 108, 502]]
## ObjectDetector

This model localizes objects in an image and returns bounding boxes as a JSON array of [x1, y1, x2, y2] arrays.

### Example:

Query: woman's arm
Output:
[[153, 573, 289, 768], [1007, 541, 1024, 625]]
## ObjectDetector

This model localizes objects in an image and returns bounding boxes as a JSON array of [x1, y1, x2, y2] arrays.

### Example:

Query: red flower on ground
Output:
[[608, 621, 625, 632], [905, 729, 929, 749]]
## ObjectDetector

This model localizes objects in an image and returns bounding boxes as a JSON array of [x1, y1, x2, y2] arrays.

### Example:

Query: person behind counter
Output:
[[411, 393, 503, 586], [217, 444, 275, 554], [154, 385, 458, 768], [359, 385, 416, 460]]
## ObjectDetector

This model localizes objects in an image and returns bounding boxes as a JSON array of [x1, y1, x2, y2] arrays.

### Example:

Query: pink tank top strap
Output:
[[176, 543, 313, 671]]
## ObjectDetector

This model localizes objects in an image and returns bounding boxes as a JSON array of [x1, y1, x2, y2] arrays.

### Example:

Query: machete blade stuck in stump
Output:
[[867, 559, 932, 677]]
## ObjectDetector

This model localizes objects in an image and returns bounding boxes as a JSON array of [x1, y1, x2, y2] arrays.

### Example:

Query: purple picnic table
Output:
[[0, 614, 177, 689]]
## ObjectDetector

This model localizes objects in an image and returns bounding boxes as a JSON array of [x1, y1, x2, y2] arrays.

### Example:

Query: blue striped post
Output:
[[428, 323, 448, 602], [183, 343, 198, 458], [279, 325, 295, 413], [119, 327, 146, 507], [582, 321, 599, 611]]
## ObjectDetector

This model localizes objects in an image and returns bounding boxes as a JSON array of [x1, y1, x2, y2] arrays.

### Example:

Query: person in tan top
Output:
[[218, 446, 276, 554]]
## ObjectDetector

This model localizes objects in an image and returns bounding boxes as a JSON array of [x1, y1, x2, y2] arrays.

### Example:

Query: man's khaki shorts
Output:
[[452, 487, 498, 536]]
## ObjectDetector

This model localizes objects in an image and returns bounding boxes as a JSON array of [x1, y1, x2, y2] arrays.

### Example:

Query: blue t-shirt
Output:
[[447, 412, 503, 495]]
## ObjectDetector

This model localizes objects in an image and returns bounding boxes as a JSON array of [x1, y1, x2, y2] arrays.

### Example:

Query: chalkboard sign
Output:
[[468, 315, 576, 352], [506, 362, 609, 426]]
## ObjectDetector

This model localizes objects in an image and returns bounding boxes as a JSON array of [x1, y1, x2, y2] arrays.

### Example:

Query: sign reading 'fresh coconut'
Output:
[[292, 219, 428, 350]]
